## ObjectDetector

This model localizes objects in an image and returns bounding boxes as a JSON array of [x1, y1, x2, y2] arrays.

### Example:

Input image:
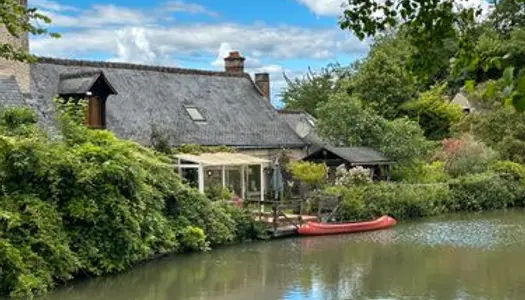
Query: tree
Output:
[[1, 0, 59, 62], [280, 63, 349, 117], [316, 91, 433, 163], [339, 0, 480, 85], [345, 33, 417, 118], [402, 84, 463, 140]]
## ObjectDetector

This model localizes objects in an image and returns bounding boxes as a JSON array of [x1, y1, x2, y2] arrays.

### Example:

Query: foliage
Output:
[[346, 34, 417, 118], [340, 0, 479, 84], [172, 144, 235, 155], [391, 161, 449, 183], [402, 84, 464, 140], [180, 226, 210, 252], [150, 123, 171, 154], [281, 63, 350, 117], [287, 161, 328, 186], [316, 92, 433, 164], [204, 184, 233, 201], [0, 103, 264, 299], [435, 134, 498, 177], [335, 166, 372, 186], [491, 160, 525, 181], [454, 106, 525, 163], [449, 173, 519, 211], [1, 0, 60, 62], [333, 173, 525, 221]]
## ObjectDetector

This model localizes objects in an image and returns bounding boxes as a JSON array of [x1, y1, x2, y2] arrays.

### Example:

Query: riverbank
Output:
[[0, 106, 266, 299]]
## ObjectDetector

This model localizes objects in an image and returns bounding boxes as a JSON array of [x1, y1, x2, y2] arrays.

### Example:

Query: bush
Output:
[[287, 161, 328, 186], [450, 173, 518, 211], [436, 134, 498, 177], [180, 226, 210, 252], [491, 160, 525, 181], [335, 166, 372, 186], [0, 103, 262, 298], [391, 161, 449, 183]]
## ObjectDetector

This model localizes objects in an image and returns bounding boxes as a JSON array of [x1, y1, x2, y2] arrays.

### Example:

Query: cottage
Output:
[[0, 6, 392, 199]]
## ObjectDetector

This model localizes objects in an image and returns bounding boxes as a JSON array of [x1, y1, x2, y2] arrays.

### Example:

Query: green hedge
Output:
[[0, 104, 265, 299], [333, 173, 525, 222]]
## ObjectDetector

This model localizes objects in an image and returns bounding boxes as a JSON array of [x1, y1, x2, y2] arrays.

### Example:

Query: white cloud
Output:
[[164, 1, 219, 17], [30, 0, 78, 12], [40, 5, 152, 28], [32, 23, 368, 62], [295, 0, 347, 16]]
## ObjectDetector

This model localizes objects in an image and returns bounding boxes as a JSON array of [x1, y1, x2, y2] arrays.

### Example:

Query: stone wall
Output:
[[0, 0, 30, 94]]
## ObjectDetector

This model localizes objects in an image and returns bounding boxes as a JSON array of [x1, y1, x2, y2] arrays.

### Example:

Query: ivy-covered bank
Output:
[[0, 101, 265, 299]]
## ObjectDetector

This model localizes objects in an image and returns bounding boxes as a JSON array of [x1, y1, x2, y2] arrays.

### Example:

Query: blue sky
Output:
[[27, 0, 363, 106]]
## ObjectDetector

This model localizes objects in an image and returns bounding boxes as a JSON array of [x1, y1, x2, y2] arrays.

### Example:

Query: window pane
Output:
[[185, 107, 205, 121]]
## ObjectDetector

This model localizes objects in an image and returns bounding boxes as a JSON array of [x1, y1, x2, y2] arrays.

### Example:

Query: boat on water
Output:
[[297, 215, 397, 236]]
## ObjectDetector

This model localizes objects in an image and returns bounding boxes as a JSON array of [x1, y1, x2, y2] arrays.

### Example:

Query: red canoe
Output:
[[297, 215, 397, 236]]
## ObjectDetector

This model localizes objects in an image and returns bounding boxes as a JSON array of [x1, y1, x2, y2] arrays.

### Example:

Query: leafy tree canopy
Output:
[[0, 0, 59, 62], [280, 63, 350, 117]]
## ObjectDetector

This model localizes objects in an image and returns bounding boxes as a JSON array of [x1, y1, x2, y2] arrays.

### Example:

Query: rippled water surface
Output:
[[42, 209, 525, 300]]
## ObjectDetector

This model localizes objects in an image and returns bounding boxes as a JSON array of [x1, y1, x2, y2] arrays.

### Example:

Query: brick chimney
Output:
[[255, 73, 270, 101], [224, 51, 245, 74]]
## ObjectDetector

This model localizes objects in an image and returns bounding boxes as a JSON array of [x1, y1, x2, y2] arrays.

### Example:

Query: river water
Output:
[[43, 209, 525, 300]]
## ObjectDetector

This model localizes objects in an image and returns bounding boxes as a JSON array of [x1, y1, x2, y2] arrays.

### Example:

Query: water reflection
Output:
[[41, 209, 525, 300]]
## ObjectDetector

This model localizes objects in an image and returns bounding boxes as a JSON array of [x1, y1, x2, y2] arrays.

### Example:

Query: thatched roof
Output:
[[19, 57, 306, 149]]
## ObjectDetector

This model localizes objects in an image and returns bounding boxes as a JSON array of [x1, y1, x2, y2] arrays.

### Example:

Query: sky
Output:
[[27, 0, 369, 106], [27, 0, 491, 107]]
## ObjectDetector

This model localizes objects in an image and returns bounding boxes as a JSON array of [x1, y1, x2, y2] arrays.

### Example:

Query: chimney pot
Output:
[[224, 51, 245, 74], [255, 73, 270, 102]]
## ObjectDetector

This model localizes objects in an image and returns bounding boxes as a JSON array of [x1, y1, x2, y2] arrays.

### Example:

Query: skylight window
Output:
[[185, 107, 205, 122]]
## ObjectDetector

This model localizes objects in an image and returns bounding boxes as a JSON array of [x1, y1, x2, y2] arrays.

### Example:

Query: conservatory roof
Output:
[[174, 152, 270, 166]]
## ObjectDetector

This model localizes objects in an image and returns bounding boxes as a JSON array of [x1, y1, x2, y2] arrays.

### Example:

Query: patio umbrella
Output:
[[270, 159, 284, 200]]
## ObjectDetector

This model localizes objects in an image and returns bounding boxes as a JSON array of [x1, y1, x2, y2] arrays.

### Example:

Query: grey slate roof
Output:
[[58, 71, 117, 95], [27, 57, 306, 149], [324, 145, 392, 165], [278, 110, 392, 164], [0, 75, 25, 106], [278, 110, 324, 150]]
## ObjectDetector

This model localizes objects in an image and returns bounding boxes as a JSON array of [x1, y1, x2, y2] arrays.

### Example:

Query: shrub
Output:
[[335, 166, 372, 186], [0, 104, 259, 298], [491, 160, 525, 181], [391, 161, 449, 183], [436, 134, 498, 177], [450, 173, 517, 211], [287, 161, 328, 186], [180, 226, 210, 252]]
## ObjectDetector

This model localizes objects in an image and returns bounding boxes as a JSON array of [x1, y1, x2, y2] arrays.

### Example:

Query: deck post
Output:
[[177, 158, 182, 174], [198, 165, 205, 194], [221, 165, 226, 189], [260, 164, 265, 212]]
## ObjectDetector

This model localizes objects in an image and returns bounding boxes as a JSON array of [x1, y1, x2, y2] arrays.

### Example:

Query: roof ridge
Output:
[[37, 57, 250, 78], [277, 109, 306, 114]]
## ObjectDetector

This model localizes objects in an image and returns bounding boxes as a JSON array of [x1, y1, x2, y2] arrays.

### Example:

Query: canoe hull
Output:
[[297, 215, 397, 236]]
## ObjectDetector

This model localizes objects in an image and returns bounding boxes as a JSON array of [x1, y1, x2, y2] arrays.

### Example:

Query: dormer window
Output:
[[58, 71, 117, 129], [185, 106, 205, 122]]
